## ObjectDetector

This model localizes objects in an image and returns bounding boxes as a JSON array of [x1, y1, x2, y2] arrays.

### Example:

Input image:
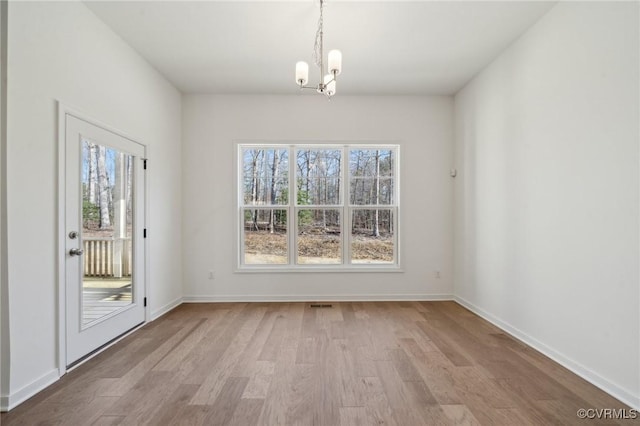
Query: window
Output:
[[238, 144, 399, 270]]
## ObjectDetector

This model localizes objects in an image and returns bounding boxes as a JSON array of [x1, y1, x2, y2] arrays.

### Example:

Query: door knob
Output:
[[69, 248, 84, 256]]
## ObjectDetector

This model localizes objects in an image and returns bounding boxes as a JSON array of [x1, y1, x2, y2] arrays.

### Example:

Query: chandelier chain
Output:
[[313, 0, 324, 69]]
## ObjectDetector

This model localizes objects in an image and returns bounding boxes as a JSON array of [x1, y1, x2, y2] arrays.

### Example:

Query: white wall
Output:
[[0, 0, 8, 407], [454, 1, 639, 408], [182, 95, 453, 300], [3, 1, 182, 409]]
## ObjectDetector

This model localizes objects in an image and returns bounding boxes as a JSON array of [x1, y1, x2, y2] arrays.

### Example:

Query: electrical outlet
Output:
[[434, 270, 441, 279], [208, 271, 215, 280]]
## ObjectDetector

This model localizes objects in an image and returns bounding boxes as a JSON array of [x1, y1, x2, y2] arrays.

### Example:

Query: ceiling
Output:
[[84, 1, 556, 95]]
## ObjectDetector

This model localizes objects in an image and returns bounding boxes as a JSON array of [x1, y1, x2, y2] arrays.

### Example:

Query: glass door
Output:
[[65, 114, 145, 366]]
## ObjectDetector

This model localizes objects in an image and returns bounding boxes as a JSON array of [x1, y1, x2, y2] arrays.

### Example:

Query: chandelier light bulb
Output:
[[328, 50, 342, 75], [295, 61, 309, 86]]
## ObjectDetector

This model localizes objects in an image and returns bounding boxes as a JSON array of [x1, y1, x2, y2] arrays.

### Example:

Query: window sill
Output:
[[235, 265, 404, 273]]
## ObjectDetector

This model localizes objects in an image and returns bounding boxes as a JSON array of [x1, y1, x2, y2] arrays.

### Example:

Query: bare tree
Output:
[[269, 150, 281, 233], [88, 142, 98, 204], [97, 145, 111, 228], [297, 149, 312, 204], [249, 150, 262, 231], [372, 150, 381, 237], [126, 155, 132, 224]]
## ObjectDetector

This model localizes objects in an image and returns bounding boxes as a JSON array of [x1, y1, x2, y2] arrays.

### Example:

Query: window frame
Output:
[[236, 142, 401, 272]]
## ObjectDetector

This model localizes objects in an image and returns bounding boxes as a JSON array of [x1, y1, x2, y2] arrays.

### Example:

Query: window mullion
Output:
[[289, 146, 296, 266], [342, 146, 349, 266], [239, 208, 245, 266], [394, 206, 399, 265]]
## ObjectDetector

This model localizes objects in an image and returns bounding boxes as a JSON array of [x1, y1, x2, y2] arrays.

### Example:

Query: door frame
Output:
[[57, 102, 149, 376]]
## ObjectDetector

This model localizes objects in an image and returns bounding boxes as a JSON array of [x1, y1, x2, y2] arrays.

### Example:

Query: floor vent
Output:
[[310, 303, 333, 308]]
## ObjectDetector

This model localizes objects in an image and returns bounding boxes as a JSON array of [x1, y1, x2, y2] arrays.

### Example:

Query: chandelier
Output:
[[295, 0, 342, 98]]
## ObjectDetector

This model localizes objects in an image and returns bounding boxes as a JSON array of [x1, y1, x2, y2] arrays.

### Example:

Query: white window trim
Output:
[[235, 142, 402, 272]]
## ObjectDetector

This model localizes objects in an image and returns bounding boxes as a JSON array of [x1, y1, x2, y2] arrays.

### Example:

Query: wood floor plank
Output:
[[241, 360, 275, 399], [308, 332, 341, 425], [103, 371, 180, 422], [178, 305, 248, 385], [405, 378, 439, 406], [279, 364, 316, 425], [257, 303, 306, 425], [145, 384, 201, 425], [375, 360, 432, 425], [257, 313, 290, 361], [418, 405, 456, 425], [226, 398, 265, 426], [406, 342, 464, 405], [360, 376, 399, 426], [2, 302, 633, 426], [59, 396, 120, 425], [389, 346, 423, 381], [317, 302, 344, 323], [295, 336, 319, 364], [92, 415, 125, 426], [152, 314, 225, 372], [339, 406, 369, 426], [163, 404, 212, 426], [417, 319, 474, 367], [230, 308, 278, 375], [189, 306, 266, 404], [491, 407, 538, 426], [353, 344, 378, 377], [202, 377, 250, 426], [441, 404, 482, 426], [76, 336, 155, 380], [100, 319, 202, 397], [333, 338, 367, 407]]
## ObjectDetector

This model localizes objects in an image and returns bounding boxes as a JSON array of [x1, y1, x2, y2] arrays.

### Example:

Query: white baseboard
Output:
[[150, 296, 183, 321], [0, 369, 59, 412], [453, 296, 640, 411], [183, 294, 454, 303]]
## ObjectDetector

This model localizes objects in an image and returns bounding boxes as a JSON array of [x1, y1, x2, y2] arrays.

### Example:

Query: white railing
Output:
[[83, 237, 132, 277]]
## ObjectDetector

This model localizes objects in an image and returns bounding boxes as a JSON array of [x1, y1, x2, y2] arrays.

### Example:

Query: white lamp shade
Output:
[[295, 61, 309, 85], [328, 50, 342, 75], [324, 74, 336, 96]]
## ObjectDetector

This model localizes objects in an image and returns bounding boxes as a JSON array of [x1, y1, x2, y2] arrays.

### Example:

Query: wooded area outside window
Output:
[[238, 144, 399, 270]]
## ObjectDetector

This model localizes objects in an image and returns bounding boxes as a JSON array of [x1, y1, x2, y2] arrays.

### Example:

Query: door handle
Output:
[[69, 248, 84, 256]]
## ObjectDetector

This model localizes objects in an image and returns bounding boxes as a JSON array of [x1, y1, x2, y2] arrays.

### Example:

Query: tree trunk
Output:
[[336, 154, 341, 205], [305, 150, 311, 200], [352, 151, 361, 206], [113, 153, 126, 277], [269, 150, 281, 233], [97, 145, 111, 229], [250, 150, 261, 231], [373, 150, 380, 237], [88, 142, 98, 204], [126, 155, 132, 224]]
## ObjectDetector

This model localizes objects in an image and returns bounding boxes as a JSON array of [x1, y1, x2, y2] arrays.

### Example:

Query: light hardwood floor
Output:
[[1, 302, 635, 425]]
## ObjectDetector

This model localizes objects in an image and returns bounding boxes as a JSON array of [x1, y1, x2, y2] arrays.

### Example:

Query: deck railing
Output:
[[83, 237, 132, 277]]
